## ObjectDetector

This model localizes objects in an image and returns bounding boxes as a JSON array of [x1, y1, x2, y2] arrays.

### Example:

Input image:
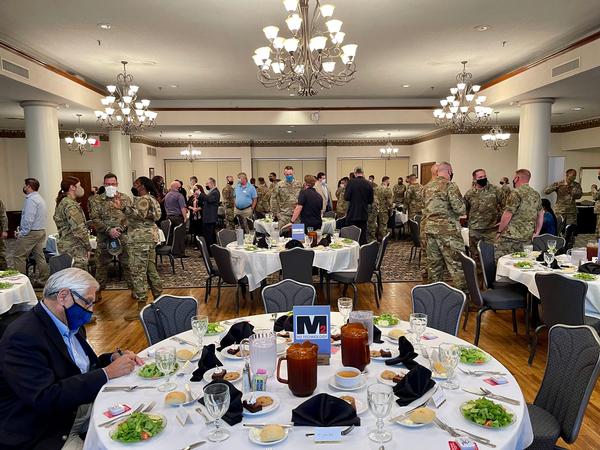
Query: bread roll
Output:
[[176, 349, 195, 361], [409, 407, 435, 424], [165, 391, 187, 406], [260, 424, 285, 442]]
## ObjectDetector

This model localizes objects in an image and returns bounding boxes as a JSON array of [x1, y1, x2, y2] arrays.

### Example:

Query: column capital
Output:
[[20, 100, 59, 109], [518, 98, 555, 106]]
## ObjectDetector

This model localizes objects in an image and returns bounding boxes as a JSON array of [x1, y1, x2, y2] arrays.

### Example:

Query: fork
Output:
[[433, 417, 495, 448], [459, 368, 507, 377], [180, 441, 206, 450], [305, 425, 355, 437], [171, 336, 197, 346], [102, 385, 156, 392], [479, 387, 521, 405]]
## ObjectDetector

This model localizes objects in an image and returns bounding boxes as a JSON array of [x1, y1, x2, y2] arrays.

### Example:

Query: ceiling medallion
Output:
[[181, 135, 201, 162], [433, 61, 492, 132], [95, 61, 157, 135], [482, 112, 511, 151], [64, 114, 97, 156], [379, 134, 399, 159], [253, 0, 357, 96]]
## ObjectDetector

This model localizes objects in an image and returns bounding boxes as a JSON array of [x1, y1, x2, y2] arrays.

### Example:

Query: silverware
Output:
[[459, 368, 507, 377], [176, 360, 192, 377], [479, 387, 521, 406], [389, 386, 438, 422], [195, 406, 214, 425], [305, 424, 355, 437], [102, 385, 156, 392], [180, 441, 206, 450], [433, 417, 495, 448], [171, 336, 197, 346], [242, 423, 294, 429], [99, 403, 145, 428]]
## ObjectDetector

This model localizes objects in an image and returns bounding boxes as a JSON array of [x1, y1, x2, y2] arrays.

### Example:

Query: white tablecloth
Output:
[[84, 313, 533, 450], [395, 211, 409, 225], [255, 219, 337, 236], [497, 254, 600, 318], [227, 241, 360, 291], [0, 274, 38, 315], [461, 228, 470, 247]]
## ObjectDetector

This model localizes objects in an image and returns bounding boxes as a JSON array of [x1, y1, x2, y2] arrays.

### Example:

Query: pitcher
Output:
[[240, 329, 277, 377], [567, 247, 587, 266], [276, 341, 318, 397], [341, 322, 370, 372]]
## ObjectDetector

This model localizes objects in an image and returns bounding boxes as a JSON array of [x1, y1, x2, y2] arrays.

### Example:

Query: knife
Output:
[[171, 336, 197, 346], [462, 387, 521, 406], [181, 441, 206, 450]]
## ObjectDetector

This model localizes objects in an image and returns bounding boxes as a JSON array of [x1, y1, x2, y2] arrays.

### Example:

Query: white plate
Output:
[[219, 344, 248, 360], [248, 426, 289, 446], [202, 367, 243, 384], [327, 375, 367, 391], [332, 392, 368, 415], [395, 416, 434, 428], [176, 350, 201, 363], [242, 392, 280, 416], [370, 348, 400, 361], [377, 369, 408, 386], [384, 329, 407, 344], [459, 400, 517, 429]]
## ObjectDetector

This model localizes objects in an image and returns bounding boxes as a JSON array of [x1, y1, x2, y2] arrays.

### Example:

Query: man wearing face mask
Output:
[[393, 177, 406, 206], [335, 177, 349, 218], [89, 173, 133, 294], [498, 177, 512, 210], [314, 172, 332, 213], [464, 169, 502, 267], [591, 169, 600, 238], [255, 177, 271, 218], [544, 169, 582, 227], [222, 175, 236, 230], [0, 268, 143, 449], [270, 166, 302, 228]]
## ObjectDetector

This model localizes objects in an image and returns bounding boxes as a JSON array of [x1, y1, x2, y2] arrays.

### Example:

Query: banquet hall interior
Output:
[[1, 1, 600, 449]]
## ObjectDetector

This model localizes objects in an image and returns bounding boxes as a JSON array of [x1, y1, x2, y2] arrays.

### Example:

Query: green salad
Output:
[[244, 244, 258, 251], [330, 243, 343, 249], [207, 322, 225, 335], [461, 398, 514, 428], [460, 347, 490, 364], [138, 362, 178, 378], [513, 261, 534, 269], [374, 313, 400, 327], [111, 412, 165, 442], [511, 252, 527, 258], [342, 238, 354, 244], [0, 269, 20, 278], [0, 282, 14, 290], [573, 273, 598, 282]]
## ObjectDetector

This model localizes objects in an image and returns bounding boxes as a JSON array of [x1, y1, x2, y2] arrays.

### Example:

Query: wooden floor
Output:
[[86, 282, 600, 449]]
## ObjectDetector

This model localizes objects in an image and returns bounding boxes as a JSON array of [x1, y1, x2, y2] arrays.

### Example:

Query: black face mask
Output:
[[131, 187, 139, 197], [228, 181, 234, 185], [598, 176, 600, 181], [512, 179, 517, 189], [22, 187, 27, 194], [476, 178, 488, 187], [205, 185, 210, 191], [449, 172, 454, 181], [499, 182, 505, 185]]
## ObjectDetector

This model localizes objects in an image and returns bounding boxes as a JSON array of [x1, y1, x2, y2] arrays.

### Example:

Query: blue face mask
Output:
[[285, 175, 294, 182], [64, 298, 93, 331]]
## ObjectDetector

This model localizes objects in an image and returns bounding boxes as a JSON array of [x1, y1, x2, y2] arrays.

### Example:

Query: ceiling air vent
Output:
[[1, 58, 30, 79], [146, 146, 157, 156], [551, 57, 580, 78]]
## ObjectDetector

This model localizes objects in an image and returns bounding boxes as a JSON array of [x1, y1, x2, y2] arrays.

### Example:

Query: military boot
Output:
[[124, 300, 146, 321]]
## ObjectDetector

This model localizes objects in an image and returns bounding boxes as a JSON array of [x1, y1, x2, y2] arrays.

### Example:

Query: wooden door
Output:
[[62, 171, 92, 218], [420, 162, 436, 185]]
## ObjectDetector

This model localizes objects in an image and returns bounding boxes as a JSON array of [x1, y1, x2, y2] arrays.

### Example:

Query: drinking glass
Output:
[[409, 313, 427, 350], [155, 346, 177, 392], [439, 343, 460, 390], [337, 297, 353, 326], [547, 240, 557, 255], [367, 383, 394, 443], [191, 315, 209, 348], [333, 229, 340, 241], [203, 383, 231, 442], [349, 310, 374, 345], [244, 233, 253, 245], [543, 251, 554, 269], [523, 244, 533, 257]]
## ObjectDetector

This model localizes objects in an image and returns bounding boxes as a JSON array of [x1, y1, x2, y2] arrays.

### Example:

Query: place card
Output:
[[176, 408, 193, 427], [422, 333, 438, 340], [483, 376, 509, 386], [293, 305, 331, 356], [313, 427, 342, 442], [448, 439, 479, 450], [431, 388, 447, 408]]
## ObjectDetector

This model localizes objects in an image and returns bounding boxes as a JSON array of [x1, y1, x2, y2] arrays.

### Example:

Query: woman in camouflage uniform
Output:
[[335, 177, 349, 218], [53, 176, 91, 270]]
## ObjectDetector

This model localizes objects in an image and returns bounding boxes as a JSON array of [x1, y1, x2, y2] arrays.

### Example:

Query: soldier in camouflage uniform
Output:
[[496, 169, 544, 260], [368, 175, 378, 187], [422, 162, 466, 291], [255, 177, 271, 218], [367, 190, 380, 242], [464, 169, 502, 266], [222, 175, 235, 229], [499, 177, 511, 210], [543, 169, 582, 226], [270, 166, 302, 228], [393, 177, 407, 206], [592, 170, 600, 237], [376, 177, 393, 240], [335, 177, 349, 218], [116, 176, 163, 321], [54, 177, 91, 270], [89, 173, 132, 292], [0, 199, 7, 270], [404, 174, 424, 219]]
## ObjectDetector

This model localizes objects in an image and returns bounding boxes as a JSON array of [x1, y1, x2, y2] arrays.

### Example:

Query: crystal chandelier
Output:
[[252, 0, 358, 96], [64, 114, 97, 156], [95, 61, 157, 135], [181, 135, 201, 162], [433, 61, 493, 132], [482, 112, 511, 151], [379, 134, 399, 159]]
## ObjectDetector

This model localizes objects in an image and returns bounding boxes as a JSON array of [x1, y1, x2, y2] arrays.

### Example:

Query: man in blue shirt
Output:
[[13, 177, 49, 285], [234, 172, 257, 221]]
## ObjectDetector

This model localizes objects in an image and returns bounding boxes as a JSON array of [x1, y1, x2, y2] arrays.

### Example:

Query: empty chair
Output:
[[411, 282, 466, 336], [211, 244, 253, 314], [327, 240, 380, 308], [262, 279, 316, 313], [335, 216, 347, 230], [459, 252, 528, 346], [528, 273, 600, 365], [527, 325, 600, 449], [196, 236, 220, 304], [478, 241, 522, 291], [236, 215, 254, 233], [156, 223, 187, 274], [408, 219, 421, 263], [532, 233, 565, 252], [49, 254, 73, 275], [564, 223, 577, 250], [279, 247, 314, 285], [373, 232, 391, 297], [323, 211, 336, 219], [340, 225, 361, 242], [159, 219, 171, 246], [140, 295, 198, 345], [555, 215, 565, 237], [217, 228, 237, 247]]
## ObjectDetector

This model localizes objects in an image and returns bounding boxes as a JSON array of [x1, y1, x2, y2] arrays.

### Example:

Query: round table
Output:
[[226, 240, 360, 291], [0, 273, 38, 314], [255, 218, 337, 237], [84, 313, 533, 450]]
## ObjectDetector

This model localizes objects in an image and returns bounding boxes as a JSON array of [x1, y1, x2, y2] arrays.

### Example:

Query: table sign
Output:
[[293, 305, 331, 362], [431, 388, 447, 408], [313, 427, 343, 442], [292, 223, 305, 241]]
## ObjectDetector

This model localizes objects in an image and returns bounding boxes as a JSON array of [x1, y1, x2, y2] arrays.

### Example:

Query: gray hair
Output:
[[43, 268, 99, 299]]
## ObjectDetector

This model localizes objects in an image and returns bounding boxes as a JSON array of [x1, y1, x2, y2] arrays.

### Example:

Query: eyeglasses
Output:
[[48, 289, 95, 310]]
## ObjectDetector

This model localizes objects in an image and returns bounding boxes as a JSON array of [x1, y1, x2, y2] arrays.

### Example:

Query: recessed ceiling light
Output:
[[97, 23, 112, 30], [193, 130, 201, 133], [289, 125, 295, 128], [287, 130, 295, 134], [170, 84, 178, 88], [402, 84, 410, 88], [378, 129, 385, 132], [571, 107, 584, 111], [474, 25, 490, 32], [289, 93, 295, 96]]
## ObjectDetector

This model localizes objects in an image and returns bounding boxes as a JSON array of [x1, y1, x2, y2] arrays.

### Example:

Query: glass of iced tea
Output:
[[276, 341, 318, 397], [586, 241, 598, 261], [341, 322, 370, 372]]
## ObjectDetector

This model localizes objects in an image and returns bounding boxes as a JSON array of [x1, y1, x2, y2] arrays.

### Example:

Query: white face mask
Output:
[[75, 185, 85, 198], [104, 185, 118, 198]]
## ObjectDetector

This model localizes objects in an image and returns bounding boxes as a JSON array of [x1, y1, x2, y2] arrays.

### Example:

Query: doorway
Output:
[[420, 162, 436, 185], [62, 171, 92, 218]]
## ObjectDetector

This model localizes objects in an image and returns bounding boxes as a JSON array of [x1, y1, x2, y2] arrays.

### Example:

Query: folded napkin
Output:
[[385, 336, 419, 369], [285, 239, 304, 250], [393, 364, 436, 406], [373, 325, 384, 344], [536, 251, 561, 269], [198, 380, 243, 426], [579, 262, 600, 275], [273, 314, 294, 332], [255, 236, 269, 249], [318, 235, 332, 247], [190, 344, 223, 381], [217, 321, 254, 351], [292, 393, 360, 427]]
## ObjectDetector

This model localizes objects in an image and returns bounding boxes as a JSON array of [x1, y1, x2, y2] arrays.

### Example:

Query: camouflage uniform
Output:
[[335, 186, 347, 218], [53, 197, 91, 270], [255, 184, 270, 215], [270, 178, 302, 228], [495, 184, 542, 260], [367, 192, 380, 243], [121, 194, 163, 303], [591, 185, 600, 237], [89, 192, 132, 289], [0, 200, 7, 270], [464, 184, 502, 264], [376, 185, 393, 240], [499, 184, 512, 210], [222, 183, 235, 230], [422, 176, 466, 291], [393, 183, 407, 206], [543, 180, 582, 226], [404, 183, 424, 219]]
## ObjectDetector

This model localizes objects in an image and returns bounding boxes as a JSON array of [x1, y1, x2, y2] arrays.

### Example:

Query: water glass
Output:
[[367, 383, 394, 443], [203, 383, 231, 442], [337, 297, 353, 326], [439, 343, 460, 390], [543, 251, 554, 269], [523, 244, 533, 257], [191, 315, 209, 348], [409, 313, 427, 349], [547, 239, 557, 254], [155, 346, 177, 392]]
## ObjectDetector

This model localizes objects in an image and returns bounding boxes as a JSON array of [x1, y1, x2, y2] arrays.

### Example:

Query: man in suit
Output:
[[198, 177, 221, 253], [0, 268, 142, 450], [344, 167, 374, 245], [314, 172, 333, 213]]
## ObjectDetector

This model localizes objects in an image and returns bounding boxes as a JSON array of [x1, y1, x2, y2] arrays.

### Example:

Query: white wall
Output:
[[410, 135, 451, 182]]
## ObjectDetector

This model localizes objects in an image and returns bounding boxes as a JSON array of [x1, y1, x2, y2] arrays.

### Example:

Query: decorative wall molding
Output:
[[551, 116, 600, 133]]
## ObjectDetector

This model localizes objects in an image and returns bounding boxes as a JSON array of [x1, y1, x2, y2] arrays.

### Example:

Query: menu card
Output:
[[292, 224, 305, 241], [293, 305, 331, 356]]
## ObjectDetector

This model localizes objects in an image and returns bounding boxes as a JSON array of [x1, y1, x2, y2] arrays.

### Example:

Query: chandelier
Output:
[[433, 61, 493, 132], [181, 135, 201, 162], [252, 0, 358, 96], [64, 114, 97, 156], [379, 134, 399, 159], [482, 112, 511, 151], [95, 61, 157, 135]]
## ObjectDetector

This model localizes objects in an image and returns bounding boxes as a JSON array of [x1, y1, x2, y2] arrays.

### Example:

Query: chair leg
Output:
[[524, 298, 531, 347], [204, 277, 211, 304], [216, 279, 222, 308], [511, 309, 518, 334], [462, 307, 470, 331], [376, 272, 383, 297], [342, 284, 348, 296], [180, 258, 185, 270], [236, 285, 240, 315], [351, 283, 358, 308], [169, 255, 175, 274], [372, 282, 380, 309], [326, 275, 331, 304], [528, 325, 547, 366], [474, 307, 490, 346]]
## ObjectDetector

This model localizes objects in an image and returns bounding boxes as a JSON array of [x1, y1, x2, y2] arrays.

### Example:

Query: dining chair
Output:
[[217, 228, 237, 247], [139, 294, 198, 345], [478, 241, 523, 291], [527, 324, 600, 449], [408, 219, 421, 263], [262, 279, 316, 313], [49, 254, 73, 275], [340, 225, 361, 242], [563, 224, 577, 250], [528, 273, 600, 365], [235, 215, 254, 233], [323, 211, 336, 219], [211, 244, 253, 314], [555, 215, 564, 237], [335, 216, 347, 230], [532, 234, 566, 252], [196, 236, 221, 304], [326, 240, 380, 308], [159, 219, 171, 246], [373, 232, 391, 297], [279, 247, 314, 285], [156, 223, 187, 274], [459, 252, 528, 346], [411, 282, 466, 336]]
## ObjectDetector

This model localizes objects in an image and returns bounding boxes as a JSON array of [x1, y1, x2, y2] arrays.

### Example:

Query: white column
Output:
[[517, 98, 554, 192], [21, 101, 62, 234], [109, 130, 132, 187]]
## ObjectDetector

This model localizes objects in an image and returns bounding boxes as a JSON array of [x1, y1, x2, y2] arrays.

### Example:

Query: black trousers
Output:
[[348, 219, 368, 245], [203, 222, 216, 255]]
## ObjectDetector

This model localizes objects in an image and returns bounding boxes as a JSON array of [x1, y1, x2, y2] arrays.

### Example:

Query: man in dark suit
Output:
[[199, 177, 221, 252], [344, 167, 374, 245], [0, 268, 142, 450]]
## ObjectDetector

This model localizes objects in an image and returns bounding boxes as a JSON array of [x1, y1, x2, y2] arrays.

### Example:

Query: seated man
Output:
[[0, 268, 143, 450]]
